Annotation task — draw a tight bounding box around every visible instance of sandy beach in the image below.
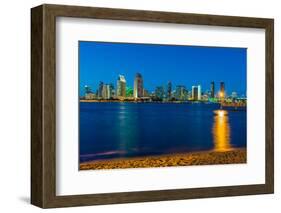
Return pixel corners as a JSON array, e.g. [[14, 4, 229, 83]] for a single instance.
[[80, 148, 246, 170]]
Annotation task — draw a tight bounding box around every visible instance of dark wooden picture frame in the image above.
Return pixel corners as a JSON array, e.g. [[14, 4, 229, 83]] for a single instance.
[[31, 4, 274, 208]]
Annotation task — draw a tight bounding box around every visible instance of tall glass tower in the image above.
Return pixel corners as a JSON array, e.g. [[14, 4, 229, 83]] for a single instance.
[[210, 81, 215, 98], [117, 75, 126, 97], [192, 85, 201, 101], [220, 82, 225, 98], [167, 81, 172, 100], [133, 73, 144, 98]]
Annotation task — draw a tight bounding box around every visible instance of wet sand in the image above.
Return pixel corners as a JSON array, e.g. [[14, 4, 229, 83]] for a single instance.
[[80, 148, 246, 170]]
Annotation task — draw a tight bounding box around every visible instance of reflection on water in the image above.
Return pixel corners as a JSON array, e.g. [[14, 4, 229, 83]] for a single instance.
[[212, 110, 231, 151], [117, 104, 138, 157]]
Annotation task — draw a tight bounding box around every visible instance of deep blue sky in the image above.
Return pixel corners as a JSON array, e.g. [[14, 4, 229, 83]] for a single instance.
[[79, 41, 246, 96]]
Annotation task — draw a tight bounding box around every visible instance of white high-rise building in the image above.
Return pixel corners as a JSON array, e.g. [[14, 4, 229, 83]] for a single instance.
[[117, 75, 126, 97], [133, 73, 143, 98], [101, 84, 111, 99]]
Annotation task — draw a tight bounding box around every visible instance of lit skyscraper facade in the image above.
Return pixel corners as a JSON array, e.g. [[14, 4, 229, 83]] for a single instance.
[[192, 85, 201, 100], [210, 81, 215, 98], [98, 81, 104, 98], [167, 81, 172, 100], [109, 83, 115, 98], [97, 83, 114, 99], [133, 73, 144, 98], [220, 82, 225, 98], [143, 89, 149, 97], [101, 84, 110, 99], [175, 85, 188, 101], [126, 87, 133, 97], [117, 75, 126, 97], [155, 86, 165, 100]]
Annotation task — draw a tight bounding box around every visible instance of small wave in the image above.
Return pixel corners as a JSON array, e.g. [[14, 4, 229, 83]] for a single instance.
[[80, 150, 126, 158]]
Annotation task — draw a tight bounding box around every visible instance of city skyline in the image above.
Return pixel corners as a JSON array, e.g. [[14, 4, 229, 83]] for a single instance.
[[83, 71, 245, 103], [81, 72, 245, 101], [79, 41, 247, 97]]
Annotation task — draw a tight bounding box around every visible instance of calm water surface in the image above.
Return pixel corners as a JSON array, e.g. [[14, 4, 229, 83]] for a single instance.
[[79, 103, 246, 163]]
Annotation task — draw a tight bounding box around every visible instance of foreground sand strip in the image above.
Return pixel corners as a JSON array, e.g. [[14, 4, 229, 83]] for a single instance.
[[80, 149, 246, 170]]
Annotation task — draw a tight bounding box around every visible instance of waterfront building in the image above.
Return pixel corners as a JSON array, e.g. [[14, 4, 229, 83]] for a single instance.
[[101, 84, 110, 99], [143, 89, 149, 97], [126, 86, 133, 97], [155, 86, 165, 100], [85, 93, 96, 100], [231, 91, 238, 99], [96, 83, 114, 99], [192, 85, 201, 101], [206, 90, 211, 99], [133, 73, 144, 98], [175, 85, 188, 101], [210, 81, 215, 98], [98, 81, 104, 98], [117, 75, 126, 97], [109, 83, 115, 98], [84, 85, 96, 100], [84, 85, 92, 94], [167, 81, 172, 100], [200, 90, 210, 101], [220, 82, 225, 99]]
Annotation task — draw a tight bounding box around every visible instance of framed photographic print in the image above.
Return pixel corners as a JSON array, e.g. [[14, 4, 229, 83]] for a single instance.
[[31, 4, 274, 208]]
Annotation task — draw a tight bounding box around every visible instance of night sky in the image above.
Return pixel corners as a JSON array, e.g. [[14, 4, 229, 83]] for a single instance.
[[79, 41, 247, 97]]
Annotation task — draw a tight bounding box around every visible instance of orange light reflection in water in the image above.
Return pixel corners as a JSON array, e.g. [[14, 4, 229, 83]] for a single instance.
[[212, 110, 231, 151]]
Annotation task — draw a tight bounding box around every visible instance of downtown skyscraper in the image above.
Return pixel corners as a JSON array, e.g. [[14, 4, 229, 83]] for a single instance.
[[133, 73, 144, 98], [220, 81, 225, 99], [167, 81, 172, 100], [210, 81, 215, 98], [192, 85, 201, 101], [117, 75, 126, 97]]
